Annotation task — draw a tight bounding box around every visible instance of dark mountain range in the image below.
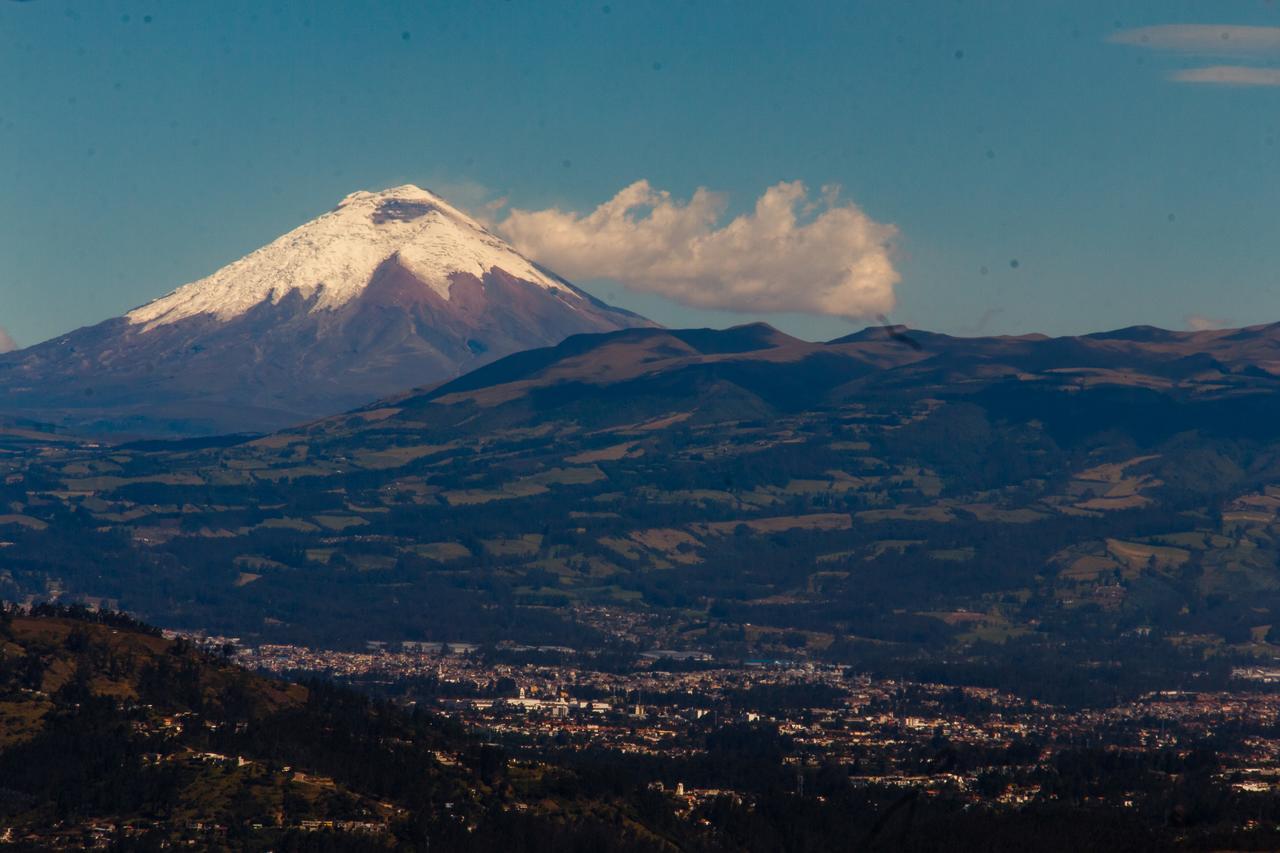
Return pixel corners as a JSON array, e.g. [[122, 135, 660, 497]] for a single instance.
[[3, 318, 1280, 672], [0, 185, 650, 437], [360, 317, 1280, 442]]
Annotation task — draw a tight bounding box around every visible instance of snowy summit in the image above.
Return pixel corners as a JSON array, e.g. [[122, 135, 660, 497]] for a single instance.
[[0, 183, 648, 435], [126, 184, 572, 331]]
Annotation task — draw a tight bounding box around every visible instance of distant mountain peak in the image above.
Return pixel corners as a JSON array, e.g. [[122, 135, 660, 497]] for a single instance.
[[126, 183, 571, 332], [1, 183, 650, 435]]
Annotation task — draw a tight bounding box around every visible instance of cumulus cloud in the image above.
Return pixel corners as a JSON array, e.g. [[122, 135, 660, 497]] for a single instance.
[[1170, 65, 1280, 86], [1110, 25, 1280, 57], [496, 181, 900, 319], [0, 326, 16, 354]]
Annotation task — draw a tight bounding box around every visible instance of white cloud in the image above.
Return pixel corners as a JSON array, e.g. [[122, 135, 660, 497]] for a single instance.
[[0, 326, 16, 354], [1169, 65, 1280, 86], [1110, 25, 1280, 86], [496, 181, 900, 320], [1111, 25, 1280, 57]]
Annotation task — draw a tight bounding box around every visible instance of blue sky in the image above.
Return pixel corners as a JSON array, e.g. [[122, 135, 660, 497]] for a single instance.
[[3, 0, 1280, 346]]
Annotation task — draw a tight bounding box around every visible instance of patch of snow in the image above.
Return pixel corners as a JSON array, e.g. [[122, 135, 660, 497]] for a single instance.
[[127, 185, 574, 331]]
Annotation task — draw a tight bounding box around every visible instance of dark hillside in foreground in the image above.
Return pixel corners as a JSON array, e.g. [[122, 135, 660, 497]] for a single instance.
[[0, 605, 694, 850]]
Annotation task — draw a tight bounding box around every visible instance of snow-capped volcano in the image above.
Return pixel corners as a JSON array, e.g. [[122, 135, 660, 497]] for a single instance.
[[128, 185, 572, 330], [0, 185, 652, 436]]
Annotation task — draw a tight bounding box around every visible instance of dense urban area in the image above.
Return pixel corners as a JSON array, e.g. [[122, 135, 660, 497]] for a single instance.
[[147, 618, 1280, 848]]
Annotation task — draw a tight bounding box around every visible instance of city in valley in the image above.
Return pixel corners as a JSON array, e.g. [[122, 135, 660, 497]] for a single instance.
[[179, 622, 1280, 825]]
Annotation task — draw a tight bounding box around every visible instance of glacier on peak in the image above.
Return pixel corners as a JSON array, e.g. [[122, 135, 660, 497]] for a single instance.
[[126, 184, 572, 331]]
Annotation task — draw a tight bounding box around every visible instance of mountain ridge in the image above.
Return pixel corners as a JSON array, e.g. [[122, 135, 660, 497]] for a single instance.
[[379, 316, 1280, 418]]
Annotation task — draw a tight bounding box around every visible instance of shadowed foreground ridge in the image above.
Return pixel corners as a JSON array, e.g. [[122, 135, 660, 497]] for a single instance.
[[0, 605, 693, 850]]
